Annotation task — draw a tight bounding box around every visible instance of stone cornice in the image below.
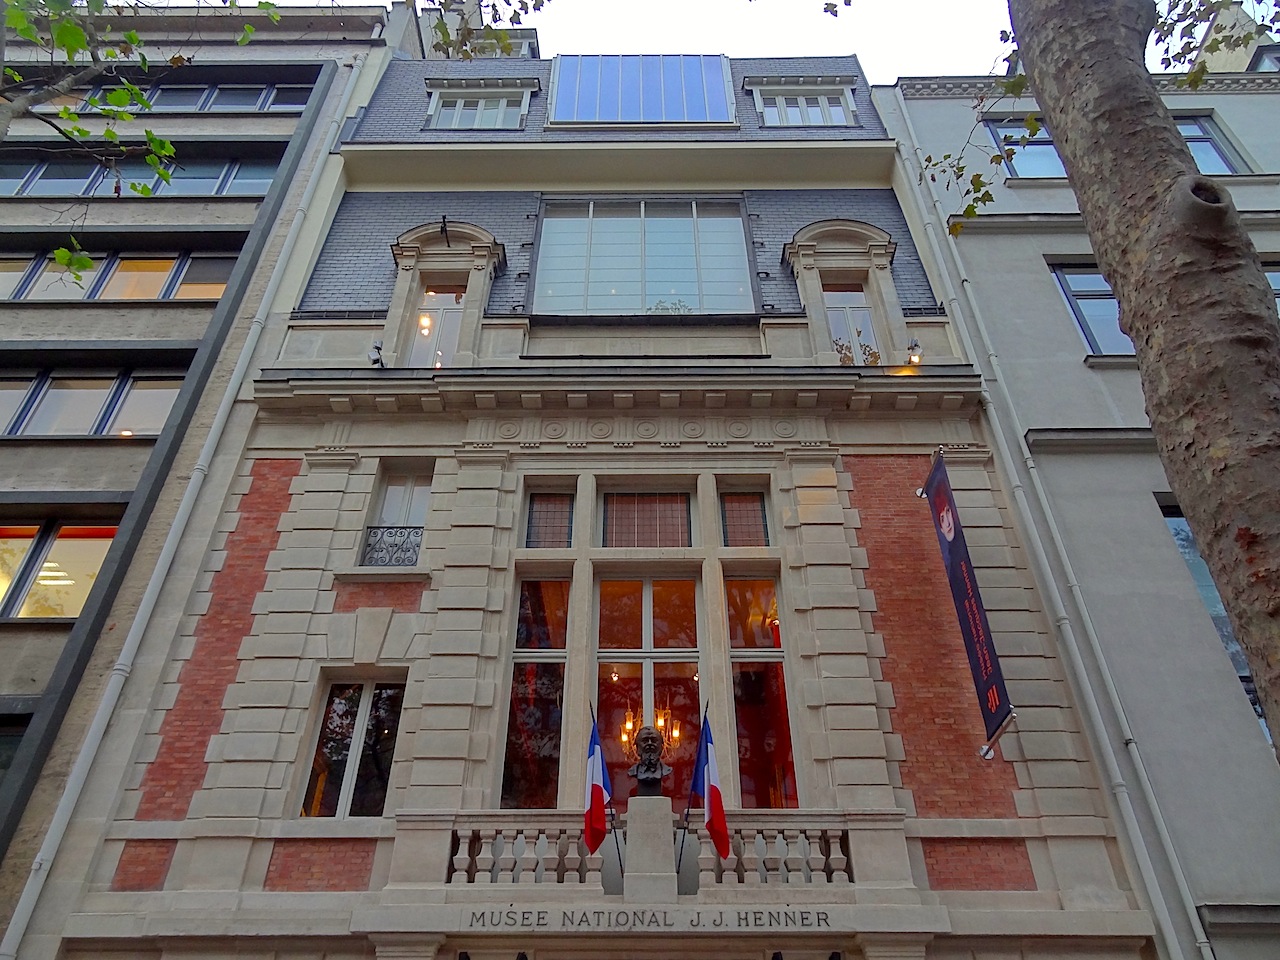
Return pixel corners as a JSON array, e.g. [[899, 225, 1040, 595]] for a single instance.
[[253, 365, 983, 419], [424, 76, 540, 91], [896, 72, 1280, 99], [946, 209, 1280, 233], [742, 74, 859, 88]]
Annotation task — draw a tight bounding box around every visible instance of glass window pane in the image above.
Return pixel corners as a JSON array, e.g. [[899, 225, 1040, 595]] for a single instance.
[[619, 56, 642, 121], [603, 492, 691, 547], [23, 258, 102, 300], [681, 55, 708, 122], [16, 524, 116, 618], [827, 96, 847, 125], [702, 56, 730, 121], [1164, 515, 1241, 673], [0, 717, 30, 779], [1010, 142, 1067, 177], [526, 492, 574, 548], [1188, 138, 1234, 175], [534, 205, 590, 313], [0, 260, 32, 300], [0, 162, 31, 196], [597, 661, 643, 811], [222, 159, 276, 195], [516, 581, 570, 649], [0, 526, 39, 605], [599, 580, 643, 650], [149, 86, 207, 110], [99, 258, 174, 299], [268, 86, 311, 110], [301, 683, 363, 817], [597, 54, 620, 121], [721, 492, 768, 546], [158, 160, 228, 196], [640, 56, 663, 121], [91, 160, 158, 197], [501, 663, 564, 808], [24, 161, 98, 196], [347, 683, 404, 816], [652, 580, 697, 649], [1176, 120, 1208, 136], [410, 287, 465, 368], [552, 55, 580, 122], [108, 378, 182, 436], [1077, 296, 1132, 354], [762, 98, 780, 126], [208, 86, 266, 110], [654, 661, 699, 802], [0, 379, 31, 431], [661, 56, 683, 121], [173, 257, 235, 299], [578, 56, 600, 120], [726, 580, 781, 649], [1061, 271, 1112, 293], [587, 202, 642, 314], [21, 377, 114, 435], [733, 661, 797, 808], [376, 475, 429, 526]]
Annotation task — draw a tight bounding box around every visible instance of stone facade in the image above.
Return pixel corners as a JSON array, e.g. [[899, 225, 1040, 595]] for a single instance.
[[15, 9, 1275, 960]]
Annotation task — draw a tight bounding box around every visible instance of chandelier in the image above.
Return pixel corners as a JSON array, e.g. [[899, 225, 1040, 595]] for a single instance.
[[619, 706, 682, 764]]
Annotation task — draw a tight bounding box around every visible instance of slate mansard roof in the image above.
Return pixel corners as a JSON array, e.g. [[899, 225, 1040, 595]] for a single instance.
[[348, 54, 889, 144]]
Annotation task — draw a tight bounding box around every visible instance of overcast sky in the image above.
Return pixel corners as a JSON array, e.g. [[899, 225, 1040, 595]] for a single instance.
[[518, 0, 1014, 84]]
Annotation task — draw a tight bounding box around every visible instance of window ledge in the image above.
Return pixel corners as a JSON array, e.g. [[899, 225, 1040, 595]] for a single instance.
[[0, 617, 75, 627], [544, 121, 741, 132], [1084, 354, 1138, 369], [0, 434, 157, 443], [1004, 177, 1070, 188], [332, 567, 432, 583]]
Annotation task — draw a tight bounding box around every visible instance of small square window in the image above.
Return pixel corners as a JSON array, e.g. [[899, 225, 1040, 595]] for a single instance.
[[207, 85, 267, 111], [431, 94, 525, 130], [720, 492, 769, 546], [23, 257, 103, 300], [301, 681, 405, 817], [602, 492, 691, 547], [148, 86, 208, 111], [0, 523, 117, 618], [222, 160, 277, 196], [20, 376, 115, 435], [107, 377, 183, 437], [98, 258, 176, 299], [23, 161, 99, 196], [526, 492, 574, 547], [268, 86, 311, 111], [1054, 267, 1130, 355], [173, 257, 235, 299]]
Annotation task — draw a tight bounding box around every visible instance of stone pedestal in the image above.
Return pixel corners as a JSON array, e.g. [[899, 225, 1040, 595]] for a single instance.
[[623, 795, 677, 903]]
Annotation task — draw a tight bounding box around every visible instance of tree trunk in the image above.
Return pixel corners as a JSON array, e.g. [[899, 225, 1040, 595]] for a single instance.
[[1009, 0, 1280, 740]]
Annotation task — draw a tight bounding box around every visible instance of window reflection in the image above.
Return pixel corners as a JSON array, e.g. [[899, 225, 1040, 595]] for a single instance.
[[500, 662, 564, 808], [733, 662, 797, 808], [725, 580, 781, 649], [302, 682, 405, 818], [16, 525, 116, 618], [598, 580, 643, 650], [516, 581, 570, 649], [109, 379, 183, 436], [21, 377, 115, 435], [99, 258, 174, 299]]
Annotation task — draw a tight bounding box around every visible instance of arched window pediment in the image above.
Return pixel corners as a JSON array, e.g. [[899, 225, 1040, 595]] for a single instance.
[[782, 219, 896, 275], [391, 220, 505, 275]]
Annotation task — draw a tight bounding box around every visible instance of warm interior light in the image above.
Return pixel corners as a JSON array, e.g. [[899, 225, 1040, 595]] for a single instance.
[[119, 429, 134, 437], [906, 338, 923, 365]]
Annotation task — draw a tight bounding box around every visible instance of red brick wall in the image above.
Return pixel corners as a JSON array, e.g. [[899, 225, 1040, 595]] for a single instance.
[[135, 459, 300, 821], [844, 454, 1021, 818], [333, 580, 423, 613], [111, 839, 177, 891], [263, 838, 377, 891], [921, 838, 1037, 890]]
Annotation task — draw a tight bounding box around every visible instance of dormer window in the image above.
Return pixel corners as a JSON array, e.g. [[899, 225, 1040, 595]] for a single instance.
[[745, 76, 858, 128], [423, 78, 536, 131]]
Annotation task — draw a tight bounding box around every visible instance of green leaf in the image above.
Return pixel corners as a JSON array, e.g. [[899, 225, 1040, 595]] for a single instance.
[[236, 23, 256, 45], [106, 87, 132, 108], [999, 75, 1028, 98], [102, 127, 119, 141], [52, 20, 89, 58]]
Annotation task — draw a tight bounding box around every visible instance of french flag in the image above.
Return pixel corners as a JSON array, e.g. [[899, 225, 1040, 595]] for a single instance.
[[584, 718, 612, 854], [691, 715, 731, 859]]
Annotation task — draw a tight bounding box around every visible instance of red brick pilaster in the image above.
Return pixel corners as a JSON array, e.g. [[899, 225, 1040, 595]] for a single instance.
[[264, 838, 377, 891], [135, 458, 300, 821], [110, 839, 178, 891]]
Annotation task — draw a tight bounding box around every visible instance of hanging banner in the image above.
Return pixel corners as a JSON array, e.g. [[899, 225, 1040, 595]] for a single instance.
[[922, 455, 1014, 747]]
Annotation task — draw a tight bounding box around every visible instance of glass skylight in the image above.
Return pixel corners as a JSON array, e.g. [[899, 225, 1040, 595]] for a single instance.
[[551, 55, 733, 123]]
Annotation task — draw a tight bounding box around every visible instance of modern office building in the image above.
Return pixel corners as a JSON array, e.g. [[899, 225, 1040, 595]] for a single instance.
[[0, 0, 422, 936], [4, 5, 1278, 960]]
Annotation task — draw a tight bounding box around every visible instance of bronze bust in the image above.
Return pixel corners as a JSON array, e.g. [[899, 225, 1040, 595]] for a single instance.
[[627, 725, 672, 797]]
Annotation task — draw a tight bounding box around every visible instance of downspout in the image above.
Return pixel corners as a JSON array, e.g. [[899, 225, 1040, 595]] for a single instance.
[[887, 85, 1215, 960], [0, 51, 369, 960]]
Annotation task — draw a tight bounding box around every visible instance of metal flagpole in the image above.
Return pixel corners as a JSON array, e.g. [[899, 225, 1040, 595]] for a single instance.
[[675, 703, 708, 874], [589, 702, 625, 875]]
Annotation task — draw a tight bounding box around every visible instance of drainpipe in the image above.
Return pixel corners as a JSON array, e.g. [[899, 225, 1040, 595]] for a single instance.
[[886, 85, 1215, 960], [0, 51, 370, 960]]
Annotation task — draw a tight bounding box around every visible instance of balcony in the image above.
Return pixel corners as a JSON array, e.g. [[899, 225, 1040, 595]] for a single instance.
[[360, 526, 423, 567]]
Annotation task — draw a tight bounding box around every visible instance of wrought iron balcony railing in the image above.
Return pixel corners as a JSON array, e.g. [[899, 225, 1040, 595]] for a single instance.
[[360, 525, 423, 567]]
